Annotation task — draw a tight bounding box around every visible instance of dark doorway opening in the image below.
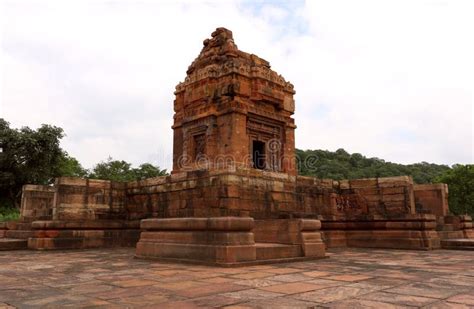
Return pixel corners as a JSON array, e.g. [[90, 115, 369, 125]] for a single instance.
[[252, 140, 266, 170]]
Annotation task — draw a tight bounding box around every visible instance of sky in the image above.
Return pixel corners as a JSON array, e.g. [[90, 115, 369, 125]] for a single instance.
[[1, 0, 473, 171]]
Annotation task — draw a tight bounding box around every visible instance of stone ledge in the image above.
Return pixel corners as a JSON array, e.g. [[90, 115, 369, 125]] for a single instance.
[[22, 184, 56, 192], [321, 214, 437, 222], [139, 231, 255, 245], [140, 217, 254, 231], [322, 221, 437, 230], [0, 238, 28, 251], [31, 220, 140, 230], [414, 183, 448, 191], [29, 234, 139, 250]]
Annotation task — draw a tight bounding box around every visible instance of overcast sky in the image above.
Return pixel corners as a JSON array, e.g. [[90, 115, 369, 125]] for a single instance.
[[1, 0, 473, 170]]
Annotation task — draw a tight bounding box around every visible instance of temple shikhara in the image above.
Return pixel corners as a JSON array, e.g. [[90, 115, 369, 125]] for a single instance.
[[172, 27, 296, 175], [1, 28, 473, 265]]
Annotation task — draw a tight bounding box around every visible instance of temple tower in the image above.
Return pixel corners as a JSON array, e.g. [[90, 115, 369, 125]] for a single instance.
[[172, 27, 296, 175]]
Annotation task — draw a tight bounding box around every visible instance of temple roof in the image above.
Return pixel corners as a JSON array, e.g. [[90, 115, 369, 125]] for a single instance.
[[180, 27, 294, 94]]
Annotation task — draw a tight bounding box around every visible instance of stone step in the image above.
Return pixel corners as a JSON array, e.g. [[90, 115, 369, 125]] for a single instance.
[[437, 224, 457, 231], [0, 221, 32, 230], [0, 238, 28, 250], [13, 222, 33, 230], [437, 231, 464, 240], [4, 230, 34, 239], [441, 239, 474, 250], [256, 243, 302, 260]]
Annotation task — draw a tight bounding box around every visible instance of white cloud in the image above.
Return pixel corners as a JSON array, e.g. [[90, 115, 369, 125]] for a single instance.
[[1, 0, 472, 170], [289, 0, 474, 164]]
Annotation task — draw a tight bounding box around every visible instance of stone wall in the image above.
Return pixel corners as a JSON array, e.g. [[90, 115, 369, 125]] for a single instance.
[[321, 214, 441, 250], [21, 173, 419, 223], [295, 176, 338, 216], [53, 177, 127, 220], [335, 176, 415, 217], [126, 170, 416, 220], [297, 176, 416, 219], [414, 184, 449, 216], [20, 185, 56, 222], [126, 168, 305, 219]]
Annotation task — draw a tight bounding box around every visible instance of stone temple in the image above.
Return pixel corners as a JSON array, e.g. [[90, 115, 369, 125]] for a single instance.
[[1, 28, 473, 265], [172, 27, 296, 176]]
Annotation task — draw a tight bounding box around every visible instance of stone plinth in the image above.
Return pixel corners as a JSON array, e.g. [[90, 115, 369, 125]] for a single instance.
[[135, 217, 326, 266], [28, 220, 140, 250], [136, 217, 257, 266], [1, 221, 34, 239], [0, 238, 28, 250], [321, 214, 441, 250], [460, 216, 474, 239], [253, 219, 325, 258], [445, 215, 474, 239]]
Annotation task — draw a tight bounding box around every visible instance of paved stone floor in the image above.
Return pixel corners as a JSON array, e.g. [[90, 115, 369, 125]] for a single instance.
[[0, 248, 473, 308]]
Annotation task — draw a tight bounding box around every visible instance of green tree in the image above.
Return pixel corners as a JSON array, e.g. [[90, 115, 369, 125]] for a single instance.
[[89, 157, 134, 182], [89, 157, 167, 182], [435, 164, 474, 217], [296, 148, 451, 183], [132, 163, 168, 180], [0, 119, 64, 208], [57, 152, 88, 178]]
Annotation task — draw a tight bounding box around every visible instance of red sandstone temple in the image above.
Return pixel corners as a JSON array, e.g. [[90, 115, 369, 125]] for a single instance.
[[1, 28, 473, 264]]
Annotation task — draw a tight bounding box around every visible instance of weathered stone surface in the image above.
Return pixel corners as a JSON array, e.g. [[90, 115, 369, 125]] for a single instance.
[[172, 27, 296, 176], [20, 184, 55, 222], [54, 178, 127, 221], [414, 184, 449, 216], [321, 214, 441, 250]]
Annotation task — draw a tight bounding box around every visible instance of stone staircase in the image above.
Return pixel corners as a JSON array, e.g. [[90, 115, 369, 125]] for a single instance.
[[0, 222, 30, 250]]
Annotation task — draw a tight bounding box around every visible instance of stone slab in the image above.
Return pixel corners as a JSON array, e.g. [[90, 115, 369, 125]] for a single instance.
[[0, 238, 28, 250]]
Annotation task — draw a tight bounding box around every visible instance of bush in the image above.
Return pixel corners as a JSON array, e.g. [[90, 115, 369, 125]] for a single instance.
[[0, 207, 20, 222], [435, 164, 474, 217]]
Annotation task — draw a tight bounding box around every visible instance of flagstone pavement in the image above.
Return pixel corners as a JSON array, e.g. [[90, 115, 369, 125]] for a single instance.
[[0, 248, 473, 308]]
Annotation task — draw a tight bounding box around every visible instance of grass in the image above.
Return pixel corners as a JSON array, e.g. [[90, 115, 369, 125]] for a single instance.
[[0, 207, 20, 222]]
